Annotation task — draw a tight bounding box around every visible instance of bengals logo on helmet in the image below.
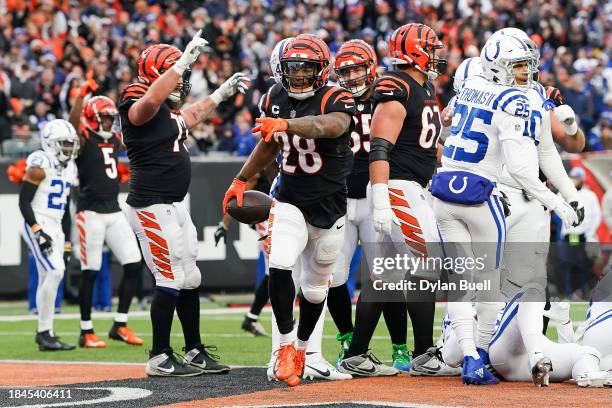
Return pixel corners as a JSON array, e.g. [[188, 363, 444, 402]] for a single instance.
[[280, 34, 331, 98], [334, 39, 378, 96], [389, 23, 446, 80], [81, 95, 118, 140]]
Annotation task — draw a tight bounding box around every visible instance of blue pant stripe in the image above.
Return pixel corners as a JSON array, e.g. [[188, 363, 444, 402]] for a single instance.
[[490, 304, 519, 346], [584, 311, 612, 334], [23, 221, 54, 272], [487, 198, 502, 269]]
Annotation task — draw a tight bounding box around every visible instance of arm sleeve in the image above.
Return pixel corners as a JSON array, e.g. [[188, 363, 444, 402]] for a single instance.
[[499, 114, 562, 210], [62, 194, 72, 240], [537, 113, 578, 202], [19, 181, 39, 227]]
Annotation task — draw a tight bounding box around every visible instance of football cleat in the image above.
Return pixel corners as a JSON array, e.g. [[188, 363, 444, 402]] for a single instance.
[[79, 332, 107, 348], [462, 355, 500, 385], [285, 349, 306, 387], [108, 325, 143, 346], [146, 349, 203, 377], [36, 331, 75, 351], [272, 343, 297, 382], [336, 332, 352, 365], [531, 356, 553, 387], [392, 344, 411, 372], [477, 347, 499, 377], [304, 352, 352, 381], [338, 351, 400, 377], [241, 317, 268, 337], [410, 347, 462, 376], [575, 370, 612, 388], [183, 344, 230, 374]]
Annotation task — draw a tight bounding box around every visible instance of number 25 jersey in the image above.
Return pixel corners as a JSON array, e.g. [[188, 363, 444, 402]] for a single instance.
[[118, 83, 190, 208], [261, 84, 356, 228]]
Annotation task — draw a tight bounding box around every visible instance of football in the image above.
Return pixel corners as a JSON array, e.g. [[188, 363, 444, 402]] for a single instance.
[[226, 190, 272, 224]]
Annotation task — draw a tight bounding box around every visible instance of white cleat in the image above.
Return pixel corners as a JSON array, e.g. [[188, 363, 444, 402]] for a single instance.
[[575, 370, 612, 388], [304, 355, 353, 381]]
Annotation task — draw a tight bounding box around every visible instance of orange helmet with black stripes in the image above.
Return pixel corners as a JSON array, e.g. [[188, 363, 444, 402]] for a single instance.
[[81, 96, 118, 141], [280, 34, 331, 100], [389, 23, 446, 80], [334, 39, 378, 97], [138, 44, 191, 103]]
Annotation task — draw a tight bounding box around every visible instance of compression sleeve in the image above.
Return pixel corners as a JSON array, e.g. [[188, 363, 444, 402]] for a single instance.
[[19, 181, 39, 227]]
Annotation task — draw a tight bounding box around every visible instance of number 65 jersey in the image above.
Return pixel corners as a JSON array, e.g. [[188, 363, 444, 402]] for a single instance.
[[260, 84, 356, 229], [26, 150, 77, 223]]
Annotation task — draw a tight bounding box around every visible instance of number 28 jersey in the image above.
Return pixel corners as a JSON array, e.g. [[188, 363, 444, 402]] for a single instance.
[[372, 71, 442, 187], [118, 83, 190, 208], [261, 84, 356, 228]]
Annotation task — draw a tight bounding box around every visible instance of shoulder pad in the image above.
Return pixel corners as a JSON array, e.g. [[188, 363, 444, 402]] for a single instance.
[[319, 86, 355, 114], [120, 82, 149, 103], [491, 88, 531, 118], [26, 151, 53, 169], [372, 73, 410, 103]]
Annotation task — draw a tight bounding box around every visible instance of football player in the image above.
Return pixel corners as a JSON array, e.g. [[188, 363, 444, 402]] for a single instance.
[[67, 75, 144, 349], [223, 34, 356, 387], [19, 119, 79, 351], [120, 30, 249, 377]]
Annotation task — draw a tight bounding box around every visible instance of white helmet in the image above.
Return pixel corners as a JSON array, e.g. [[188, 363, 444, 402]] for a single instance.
[[453, 57, 483, 93], [485, 27, 539, 70], [41, 119, 80, 163], [270, 38, 293, 84], [481, 36, 536, 89]]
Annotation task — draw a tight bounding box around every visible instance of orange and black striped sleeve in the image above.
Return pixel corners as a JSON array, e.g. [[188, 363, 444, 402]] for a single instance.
[[319, 86, 356, 116], [372, 74, 410, 103]]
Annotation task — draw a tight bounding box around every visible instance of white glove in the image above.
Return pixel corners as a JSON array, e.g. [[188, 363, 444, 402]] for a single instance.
[[552, 198, 579, 228], [210, 72, 251, 105], [371, 183, 399, 234], [555, 104, 578, 135], [173, 30, 209, 75]]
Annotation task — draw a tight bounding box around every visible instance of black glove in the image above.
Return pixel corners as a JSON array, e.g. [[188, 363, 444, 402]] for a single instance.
[[499, 191, 511, 217], [214, 222, 228, 246], [545, 86, 564, 107], [63, 242, 72, 266], [569, 201, 585, 227], [34, 229, 54, 256]]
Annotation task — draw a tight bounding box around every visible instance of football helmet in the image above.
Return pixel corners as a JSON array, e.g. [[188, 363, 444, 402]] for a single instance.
[[334, 39, 378, 97], [280, 34, 331, 100], [41, 119, 80, 163], [389, 23, 446, 81], [270, 38, 293, 84], [453, 57, 483, 93], [138, 44, 191, 104], [81, 96, 118, 141], [486, 27, 539, 70], [481, 36, 536, 89]]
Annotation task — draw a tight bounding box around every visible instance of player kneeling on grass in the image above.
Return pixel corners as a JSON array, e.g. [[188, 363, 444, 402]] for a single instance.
[[68, 75, 144, 349], [223, 34, 355, 387], [19, 119, 79, 351], [120, 30, 249, 377]]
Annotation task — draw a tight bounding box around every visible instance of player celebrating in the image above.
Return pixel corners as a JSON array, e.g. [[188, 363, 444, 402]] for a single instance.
[[120, 30, 249, 377], [20, 119, 79, 351], [67, 76, 144, 349], [223, 34, 355, 387]]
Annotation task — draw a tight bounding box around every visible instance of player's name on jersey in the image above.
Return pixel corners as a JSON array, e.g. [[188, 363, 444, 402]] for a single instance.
[[372, 279, 491, 292], [456, 86, 497, 107]]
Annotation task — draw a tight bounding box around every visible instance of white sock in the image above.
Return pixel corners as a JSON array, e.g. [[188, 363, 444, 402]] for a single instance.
[[475, 302, 504, 351], [555, 320, 575, 344], [305, 304, 326, 355], [448, 302, 479, 359], [246, 312, 259, 321], [296, 339, 308, 350], [80, 320, 94, 331], [36, 271, 62, 333], [279, 331, 295, 346], [114, 313, 128, 324], [517, 301, 545, 363]]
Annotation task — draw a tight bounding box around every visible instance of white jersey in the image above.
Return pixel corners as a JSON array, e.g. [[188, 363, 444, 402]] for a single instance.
[[441, 75, 531, 183], [26, 150, 77, 223]]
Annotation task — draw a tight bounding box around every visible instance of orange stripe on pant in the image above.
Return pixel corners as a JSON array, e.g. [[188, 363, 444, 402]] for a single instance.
[[76, 212, 88, 265], [390, 190, 428, 258], [139, 212, 174, 279]]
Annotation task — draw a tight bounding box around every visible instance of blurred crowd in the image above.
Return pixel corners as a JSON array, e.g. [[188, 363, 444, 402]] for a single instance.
[[0, 0, 610, 156]]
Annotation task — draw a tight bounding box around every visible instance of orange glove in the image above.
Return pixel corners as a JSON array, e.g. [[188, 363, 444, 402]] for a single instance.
[[252, 117, 288, 142], [79, 70, 99, 98], [222, 177, 247, 214], [117, 162, 130, 183], [7, 159, 26, 184]]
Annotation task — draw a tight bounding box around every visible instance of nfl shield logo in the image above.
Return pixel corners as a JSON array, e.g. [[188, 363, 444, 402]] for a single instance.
[[357, 104, 364, 112], [290, 110, 296, 118]]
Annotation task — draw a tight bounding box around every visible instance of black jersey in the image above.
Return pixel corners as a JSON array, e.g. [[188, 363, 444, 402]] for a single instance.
[[372, 71, 442, 187], [75, 130, 122, 213], [347, 96, 373, 199], [118, 83, 190, 208], [261, 84, 356, 229]]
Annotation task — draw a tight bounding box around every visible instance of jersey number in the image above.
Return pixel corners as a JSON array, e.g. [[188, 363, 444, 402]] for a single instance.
[[442, 102, 493, 163], [418, 105, 442, 149], [101, 146, 117, 179], [170, 113, 188, 152], [276, 133, 322, 174], [350, 113, 371, 154], [48, 179, 72, 210], [523, 111, 543, 144]]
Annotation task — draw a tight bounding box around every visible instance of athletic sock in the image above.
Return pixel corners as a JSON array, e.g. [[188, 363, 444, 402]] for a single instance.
[[326, 283, 354, 335], [346, 287, 383, 358], [176, 288, 202, 351], [150, 287, 178, 356], [113, 313, 128, 327], [249, 275, 269, 317], [382, 299, 407, 346], [79, 269, 97, 322], [407, 278, 436, 356], [475, 302, 504, 352], [297, 293, 326, 342], [268, 268, 295, 335], [448, 302, 479, 359], [117, 262, 141, 315]]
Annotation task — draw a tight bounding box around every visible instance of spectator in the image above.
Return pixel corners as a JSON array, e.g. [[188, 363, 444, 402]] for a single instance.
[[233, 110, 257, 157], [28, 101, 55, 131], [217, 125, 236, 154]]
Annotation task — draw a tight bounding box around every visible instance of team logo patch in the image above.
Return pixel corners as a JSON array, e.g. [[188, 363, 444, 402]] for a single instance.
[[515, 123, 522, 132]]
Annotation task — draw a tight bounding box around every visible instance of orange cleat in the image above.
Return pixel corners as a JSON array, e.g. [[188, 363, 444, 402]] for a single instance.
[[79, 332, 107, 348], [109, 325, 144, 346], [273, 343, 297, 382], [284, 348, 306, 387]]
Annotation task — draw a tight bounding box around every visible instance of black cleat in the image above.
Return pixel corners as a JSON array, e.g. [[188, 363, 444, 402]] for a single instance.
[[183, 344, 231, 374], [241, 316, 267, 336], [35, 331, 75, 351], [146, 349, 203, 377]]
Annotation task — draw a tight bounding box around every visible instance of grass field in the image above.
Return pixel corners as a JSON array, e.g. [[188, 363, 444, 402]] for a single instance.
[[0, 299, 590, 367]]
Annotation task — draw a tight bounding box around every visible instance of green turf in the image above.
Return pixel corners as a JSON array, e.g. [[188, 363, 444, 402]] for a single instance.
[[0, 302, 589, 366]]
